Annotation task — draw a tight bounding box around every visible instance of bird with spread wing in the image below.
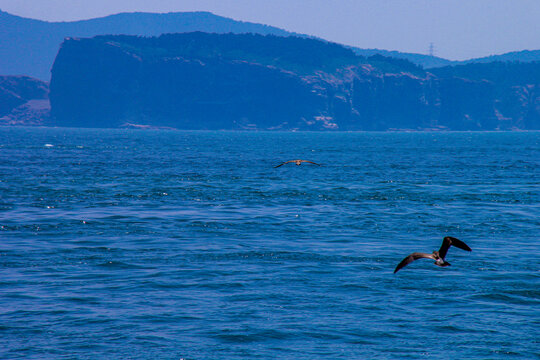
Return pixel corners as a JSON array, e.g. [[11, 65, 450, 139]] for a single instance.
[[274, 159, 321, 168], [394, 236, 472, 273]]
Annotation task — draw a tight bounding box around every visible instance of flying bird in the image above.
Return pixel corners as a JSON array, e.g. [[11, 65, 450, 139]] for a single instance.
[[394, 236, 472, 273], [274, 159, 321, 168]]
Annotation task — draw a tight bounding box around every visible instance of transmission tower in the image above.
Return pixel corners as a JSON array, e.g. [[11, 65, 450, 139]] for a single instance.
[[429, 43, 435, 57]]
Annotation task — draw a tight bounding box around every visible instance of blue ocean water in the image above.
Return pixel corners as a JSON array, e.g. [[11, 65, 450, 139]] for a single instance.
[[0, 128, 538, 359]]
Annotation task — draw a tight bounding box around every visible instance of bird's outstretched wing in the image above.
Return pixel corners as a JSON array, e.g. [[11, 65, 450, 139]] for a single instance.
[[394, 252, 436, 273], [439, 236, 472, 259], [274, 160, 321, 168], [274, 160, 295, 168], [300, 160, 321, 166]]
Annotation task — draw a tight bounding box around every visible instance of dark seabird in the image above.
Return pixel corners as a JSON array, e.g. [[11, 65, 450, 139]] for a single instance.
[[394, 236, 472, 273], [274, 160, 321, 168]]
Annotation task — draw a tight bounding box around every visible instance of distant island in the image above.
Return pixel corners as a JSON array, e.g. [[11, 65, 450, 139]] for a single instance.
[[0, 10, 538, 131], [41, 33, 538, 131], [1, 9, 540, 80]]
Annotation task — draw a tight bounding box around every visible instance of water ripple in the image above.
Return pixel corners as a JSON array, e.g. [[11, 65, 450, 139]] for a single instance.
[[0, 129, 538, 359]]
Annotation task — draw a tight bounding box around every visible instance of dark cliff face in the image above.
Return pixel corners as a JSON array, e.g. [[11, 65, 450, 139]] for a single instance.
[[494, 84, 540, 130], [50, 36, 327, 129], [49, 33, 539, 130], [50, 38, 145, 128], [431, 61, 540, 130], [349, 72, 438, 130], [437, 78, 497, 130]]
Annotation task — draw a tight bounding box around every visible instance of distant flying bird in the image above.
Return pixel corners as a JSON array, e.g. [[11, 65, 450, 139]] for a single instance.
[[394, 236, 472, 273], [274, 160, 321, 168]]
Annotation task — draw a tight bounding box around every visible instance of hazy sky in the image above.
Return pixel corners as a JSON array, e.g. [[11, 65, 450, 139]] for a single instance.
[[1, 0, 539, 60]]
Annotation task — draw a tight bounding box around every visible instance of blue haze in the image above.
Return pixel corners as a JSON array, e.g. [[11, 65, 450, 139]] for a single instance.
[[2, 0, 540, 60], [0, 128, 539, 359]]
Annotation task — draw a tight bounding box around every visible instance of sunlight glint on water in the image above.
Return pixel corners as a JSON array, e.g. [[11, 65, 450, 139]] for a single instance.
[[0, 128, 538, 359]]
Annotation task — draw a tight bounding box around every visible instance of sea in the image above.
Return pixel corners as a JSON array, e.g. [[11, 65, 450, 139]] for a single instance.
[[0, 127, 538, 359]]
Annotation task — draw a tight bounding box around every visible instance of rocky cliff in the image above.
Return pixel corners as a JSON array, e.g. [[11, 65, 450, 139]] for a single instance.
[[431, 61, 540, 129], [49, 33, 539, 130], [0, 76, 50, 126]]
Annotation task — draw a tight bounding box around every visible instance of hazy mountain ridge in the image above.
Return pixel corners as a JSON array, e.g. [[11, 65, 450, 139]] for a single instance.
[[351, 48, 453, 69], [48, 33, 539, 130], [1, 10, 538, 130], [459, 50, 540, 65], [1, 9, 539, 80], [351, 48, 540, 69], [430, 61, 540, 86], [0, 10, 291, 80]]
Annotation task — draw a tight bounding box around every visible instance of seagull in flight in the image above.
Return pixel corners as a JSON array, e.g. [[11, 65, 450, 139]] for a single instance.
[[394, 236, 472, 273], [274, 159, 321, 168]]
